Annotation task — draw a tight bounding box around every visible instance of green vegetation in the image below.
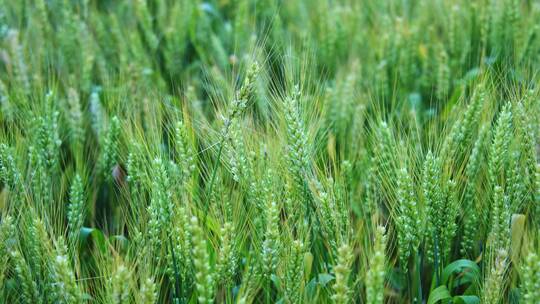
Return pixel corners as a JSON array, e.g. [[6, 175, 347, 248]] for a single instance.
[[0, 0, 539, 303]]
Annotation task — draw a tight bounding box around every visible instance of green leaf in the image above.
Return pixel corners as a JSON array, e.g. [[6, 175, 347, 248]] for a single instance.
[[511, 214, 526, 264], [427, 285, 451, 304], [304, 252, 314, 278], [110, 234, 129, 252], [453, 295, 479, 304], [270, 274, 281, 290], [450, 271, 477, 289], [305, 273, 335, 299], [316, 273, 335, 286], [387, 267, 406, 291], [441, 259, 480, 287], [80, 227, 107, 253]]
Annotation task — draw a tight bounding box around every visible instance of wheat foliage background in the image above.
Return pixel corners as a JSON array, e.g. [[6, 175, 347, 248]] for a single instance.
[[0, 0, 539, 303]]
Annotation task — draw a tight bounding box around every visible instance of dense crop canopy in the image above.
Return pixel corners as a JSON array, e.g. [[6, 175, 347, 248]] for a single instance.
[[0, 0, 539, 303]]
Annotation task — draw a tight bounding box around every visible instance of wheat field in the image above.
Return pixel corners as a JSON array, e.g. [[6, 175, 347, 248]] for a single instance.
[[0, 0, 539, 303]]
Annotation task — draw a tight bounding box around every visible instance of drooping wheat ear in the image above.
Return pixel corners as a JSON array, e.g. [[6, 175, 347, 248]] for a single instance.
[[459, 85, 486, 148], [138, 277, 157, 304], [112, 263, 131, 304], [506, 151, 526, 212], [237, 61, 260, 106], [50, 237, 83, 303], [423, 151, 444, 262], [325, 64, 358, 140], [147, 158, 173, 255], [283, 240, 306, 304], [443, 180, 459, 259], [89, 88, 104, 137], [283, 85, 310, 211], [448, 5, 460, 59], [479, 0, 491, 49], [521, 251, 540, 303], [396, 167, 421, 271], [175, 119, 196, 186], [24, 217, 46, 282], [28, 144, 53, 204], [0, 215, 14, 287], [424, 154, 459, 263], [513, 100, 537, 204], [504, 0, 520, 53], [331, 243, 354, 304], [259, 164, 277, 219], [488, 103, 513, 188], [366, 226, 387, 304], [461, 125, 489, 256], [364, 160, 378, 217], [35, 91, 62, 173], [7, 30, 30, 93], [436, 45, 450, 101], [126, 152, 141, 195], [315, 177, 349, 257], [126, 142, 147, 207], [168, 159, 181, 191], [68, 174, 85, 247], [134, 0, 158, 51], [168, 204, 192, 287], [222, 61, 260, 132], [226, 118, 249, 183], [535, 164, 540, 223], [10, 248, 40, 303], [190, 216, 214, 304], [99, 116, 120, 180], [487, 186, 510, 250], [482, 249, 508, 304], [0, 143, 23, 194], [261, 199, 281, 281], [58, 4, 79, 70], [79, 21, 95, 93], [205, 61, 259, 214], [216, 221, 238, 285], [316, 180, 339, 256], [373, 122, 395, 184], [66, 88, 84, 153], [441, 83, 485, 161], [35, 0, 49, 33], [332, 177, 350, 247], [247, 147, 265, 216], [0, 80, 13, 121], [342, 159, 355, 199]]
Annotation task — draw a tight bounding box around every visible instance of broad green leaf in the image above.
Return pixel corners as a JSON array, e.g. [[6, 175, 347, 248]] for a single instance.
[[453, 295, 479, 304], [441, 259, 480, 287], [316, 273, 335, 286], [304, 252, 314, 278], [270, 274, 281, 290], [427, 285, 452, 304], [511, 214, 526, 264], [305, 273, 335, 299], [80, 227, 107, 253]]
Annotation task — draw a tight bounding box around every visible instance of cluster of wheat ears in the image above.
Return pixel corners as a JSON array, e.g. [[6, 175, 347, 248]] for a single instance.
[[0, 0, 539, 303]]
